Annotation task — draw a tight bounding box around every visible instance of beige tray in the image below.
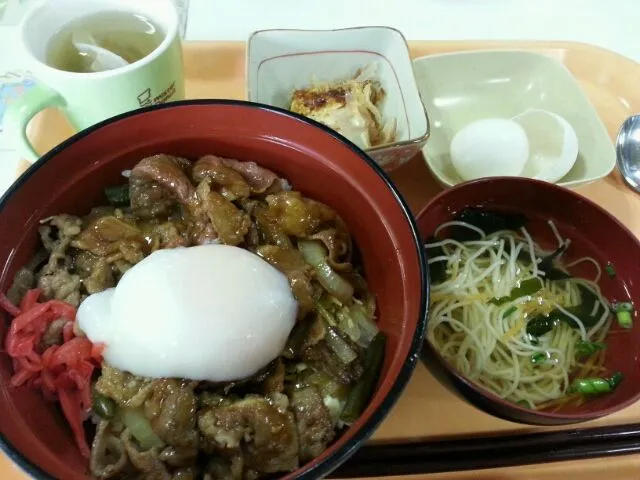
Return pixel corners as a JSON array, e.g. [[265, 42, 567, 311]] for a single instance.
[[4, 40, 640, 480]]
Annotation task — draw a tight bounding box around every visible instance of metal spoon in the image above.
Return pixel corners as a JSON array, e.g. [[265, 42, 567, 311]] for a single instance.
[[616, 114, 640, 192]]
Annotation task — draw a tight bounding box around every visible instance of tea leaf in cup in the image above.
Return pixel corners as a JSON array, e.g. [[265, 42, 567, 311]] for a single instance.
[[71, 29, 129, 72], [46, 11, 164, 73]]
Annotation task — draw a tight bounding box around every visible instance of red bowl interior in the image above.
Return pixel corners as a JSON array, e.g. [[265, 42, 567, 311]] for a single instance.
[[0, 101, 427, 479], [417, 176, 640, 423]]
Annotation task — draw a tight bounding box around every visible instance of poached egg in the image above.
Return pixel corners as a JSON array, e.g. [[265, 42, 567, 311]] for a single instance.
[[77, 244, 298, 382], [449, 110, 579, 183], [450, 118, 529, 181]]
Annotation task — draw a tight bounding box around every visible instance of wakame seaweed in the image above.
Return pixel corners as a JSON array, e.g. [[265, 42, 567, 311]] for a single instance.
[[490, 277, 543, 306], [537, 242, 572, 280], [526, 284, 605, 337], [450, 208, 528, 242]]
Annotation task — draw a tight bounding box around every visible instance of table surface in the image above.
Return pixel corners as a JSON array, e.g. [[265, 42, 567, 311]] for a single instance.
[[1, 1, 640, 479]]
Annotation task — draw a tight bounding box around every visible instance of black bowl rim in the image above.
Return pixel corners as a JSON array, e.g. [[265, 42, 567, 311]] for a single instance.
[[0, 99, 429, 479], [418, 175, 640, 423]]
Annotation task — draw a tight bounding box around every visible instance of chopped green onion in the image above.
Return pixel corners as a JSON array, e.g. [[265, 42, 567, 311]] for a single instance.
[[299, 240, 354, 303], [615, 302, 634, 312], [605, 263, 616, 278], [530, 352, 547, 365], [575, 340, 607, 358], [120, 408, 164, 450], [618, 313, 633, 327], [502, 306, 517, 319], [516, 399, 533, 408], [568, 378, 611, 395], [346, 303, 379, 348], [614, 302, 634, 329], [568, 372, 623, 396], [325, 325, 359, 365], [340, 332, 386, 424], [609, 371, 624, 389]]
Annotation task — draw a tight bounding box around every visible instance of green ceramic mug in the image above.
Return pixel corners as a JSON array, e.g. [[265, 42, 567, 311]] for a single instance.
[[3, 0, 185, 162]]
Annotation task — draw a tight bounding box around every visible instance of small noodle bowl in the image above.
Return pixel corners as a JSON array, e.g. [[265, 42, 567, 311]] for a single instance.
[[418, 176, 640, 425], [0, 100, 428, 479]]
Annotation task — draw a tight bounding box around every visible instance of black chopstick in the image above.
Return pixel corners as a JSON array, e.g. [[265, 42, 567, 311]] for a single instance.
[[331, 423, 640, 477]]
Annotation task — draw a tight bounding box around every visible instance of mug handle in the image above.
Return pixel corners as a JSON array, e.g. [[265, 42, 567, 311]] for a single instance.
[[3, 83, 67, 163]]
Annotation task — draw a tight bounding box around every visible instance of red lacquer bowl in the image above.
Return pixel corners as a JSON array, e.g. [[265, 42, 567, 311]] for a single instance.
[[417, 176, 640, 425], [0, 100, 428, 479]]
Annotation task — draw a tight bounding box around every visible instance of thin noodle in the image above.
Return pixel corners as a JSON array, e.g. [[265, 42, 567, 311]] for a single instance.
[[427, 221, 614, 408], [548, 220, 564, 248], [565, 257, 603, 284], [520, 227, 540, 277], [553, 303, 588, 341], [434, 221, 485, 239]]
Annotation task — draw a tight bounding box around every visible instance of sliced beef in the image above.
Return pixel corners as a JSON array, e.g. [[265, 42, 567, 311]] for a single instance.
[[129, 155, 197, 218], [203, 455, 243, 480], [83, 258, 115, 294], [262, 359, 285, 395], [192, 157, 251, 201], [158, 446, 198, 468], [72, 216, 143, 256], [121, 429, 171, 479], [39, 214, 82, 255], [252, 204, 293, 249], [6, 267, 35, 305], [144, 380, 199, 452], [90, 421, 128, 479], [95, 364, 154, 408], [36, 215, 83, 305], [198, 395, 299, 474], [194, 155, 281, 194], [290, 387, 335, 462], [171, 467, 199, 480], [255, 245, 314, 317], [264, 192, 336, 237], [310, 221, 353, 271], [148, 222, 189, 250], [37, 269, 82, 307], [195, 181, 250, 246]]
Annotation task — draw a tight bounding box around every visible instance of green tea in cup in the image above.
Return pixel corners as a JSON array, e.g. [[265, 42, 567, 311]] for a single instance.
[[3, 0, 185, 163], [45, 11, 165, 73]]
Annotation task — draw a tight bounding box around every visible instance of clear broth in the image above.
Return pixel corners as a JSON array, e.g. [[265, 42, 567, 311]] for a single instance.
[[45, 11, 164, 73]]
